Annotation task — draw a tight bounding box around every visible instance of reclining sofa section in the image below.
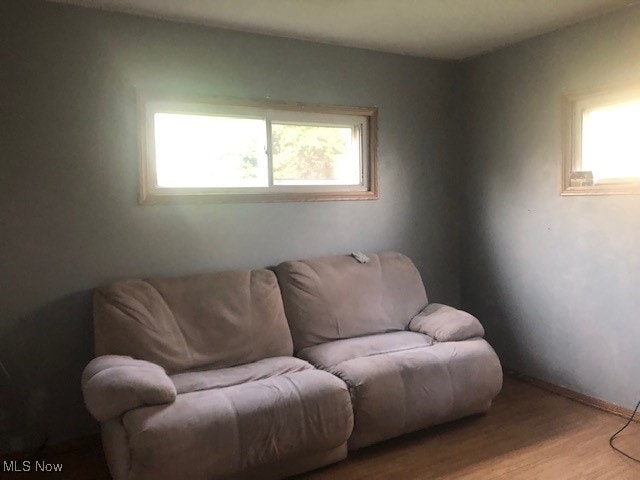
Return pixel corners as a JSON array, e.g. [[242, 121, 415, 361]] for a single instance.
[[81, 252, 502, 480], [276, 252, 503, 450], [82, 269, 354, 480]]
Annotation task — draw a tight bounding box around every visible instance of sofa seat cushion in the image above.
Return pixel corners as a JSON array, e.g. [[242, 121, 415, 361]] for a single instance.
[[307, 338, 503, 450], [297, 331, 434, 367], [122, 370, 354, 480], [170, 356, 313, 395]]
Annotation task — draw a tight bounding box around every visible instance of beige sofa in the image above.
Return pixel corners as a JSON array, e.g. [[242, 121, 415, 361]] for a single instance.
[[276, 252, 503, 450], [81, 269, 354, 480], [82, 252, 502, 479]]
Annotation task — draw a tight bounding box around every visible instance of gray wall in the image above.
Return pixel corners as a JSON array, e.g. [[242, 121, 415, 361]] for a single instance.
[[461, 6, 640, 409], [0, 0, 462, 451]]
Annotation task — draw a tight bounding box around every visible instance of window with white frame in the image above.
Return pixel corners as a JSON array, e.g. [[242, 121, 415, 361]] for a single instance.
[[562, 84, 640, 195], [138, 92, 378, 203]]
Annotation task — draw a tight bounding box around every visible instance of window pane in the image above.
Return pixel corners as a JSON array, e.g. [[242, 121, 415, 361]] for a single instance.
[[154, 113, 268, 188], [582, 100, 640, 182], [272, 123, 361, 185]]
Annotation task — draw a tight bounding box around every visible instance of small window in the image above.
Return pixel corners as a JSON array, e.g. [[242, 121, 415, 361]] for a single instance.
[[138, 92, 378, 203], [562, 84, 640, 195]]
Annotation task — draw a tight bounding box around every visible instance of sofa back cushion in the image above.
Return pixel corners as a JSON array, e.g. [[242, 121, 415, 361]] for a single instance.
[[94, 269, 293, 373], [275, 252, 428, 351]]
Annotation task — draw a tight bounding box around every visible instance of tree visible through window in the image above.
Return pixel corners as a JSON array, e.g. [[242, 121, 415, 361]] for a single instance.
[[272, 124, 357, 184]]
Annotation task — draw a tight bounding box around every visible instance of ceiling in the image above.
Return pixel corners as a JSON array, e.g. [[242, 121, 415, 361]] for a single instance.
[[48, 0, 638, 59]]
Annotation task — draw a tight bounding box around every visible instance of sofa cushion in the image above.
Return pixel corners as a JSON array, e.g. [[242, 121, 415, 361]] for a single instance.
[[94, 269, 293, 373], [170, 357, 313, 395], [297, 331, 434, 367], [276, 252, 428, 351], [310, 339, 503, 450], [122, 370, 354, 480]]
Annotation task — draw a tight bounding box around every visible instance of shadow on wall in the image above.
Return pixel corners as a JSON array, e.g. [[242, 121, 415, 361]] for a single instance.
[[0, 291, 97, 454], [460, 245, 529, 372]]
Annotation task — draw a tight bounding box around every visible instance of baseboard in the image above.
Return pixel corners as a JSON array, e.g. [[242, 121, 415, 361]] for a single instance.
[[507, 370, 637, 422]]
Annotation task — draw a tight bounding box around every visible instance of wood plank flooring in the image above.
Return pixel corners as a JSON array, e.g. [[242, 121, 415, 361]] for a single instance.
[[5, 376, 640, 479]]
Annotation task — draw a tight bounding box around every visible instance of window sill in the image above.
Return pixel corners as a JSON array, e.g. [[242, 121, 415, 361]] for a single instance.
[[561, 183, 640, 196], [139, 189, 379, 204]]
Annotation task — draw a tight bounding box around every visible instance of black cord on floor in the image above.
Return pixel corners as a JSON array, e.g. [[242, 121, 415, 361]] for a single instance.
[[609, 398, 640, 463]]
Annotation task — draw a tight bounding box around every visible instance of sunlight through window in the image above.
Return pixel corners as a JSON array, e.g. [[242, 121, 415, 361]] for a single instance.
[[562, 85, 640, 195], [582, 100, 640, 183], [138, 93, 378, 203], [154, 113, 268, 188]]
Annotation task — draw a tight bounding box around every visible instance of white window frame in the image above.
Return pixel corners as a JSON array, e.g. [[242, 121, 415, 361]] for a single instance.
[[138, 91, 378, 204], [562, 83, 640, 196]]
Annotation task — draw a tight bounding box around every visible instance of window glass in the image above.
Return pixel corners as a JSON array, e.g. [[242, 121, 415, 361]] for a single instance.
[[154, 113, 268, 188], [272, 124, 360, 185], [581, 100, 640, 183]]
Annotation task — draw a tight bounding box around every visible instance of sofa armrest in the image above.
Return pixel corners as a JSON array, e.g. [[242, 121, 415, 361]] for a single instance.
[[408, 303, 485, 342], [81, 355, 176, 422]]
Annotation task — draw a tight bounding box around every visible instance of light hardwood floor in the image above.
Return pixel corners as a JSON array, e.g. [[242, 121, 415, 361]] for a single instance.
[[6, 377, 640, 479]]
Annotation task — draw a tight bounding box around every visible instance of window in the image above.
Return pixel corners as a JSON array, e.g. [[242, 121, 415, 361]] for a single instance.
[[138, 92, 378, 203], [562, 83, 640, 195]]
